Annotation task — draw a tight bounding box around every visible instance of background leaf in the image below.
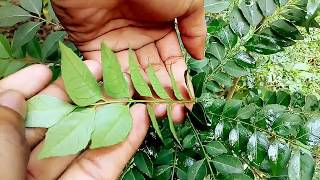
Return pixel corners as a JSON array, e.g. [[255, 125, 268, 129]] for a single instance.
[[212, 155, 244, 175], [0, 5, 31, 27], [42, 31, 66, 60], [12, 22, 41, 51], [20, 0, 42, 16], [187, 159, 207, 180], [204, 0, 229, 13]]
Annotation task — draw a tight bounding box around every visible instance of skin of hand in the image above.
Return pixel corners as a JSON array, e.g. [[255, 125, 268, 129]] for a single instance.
[[52, 0, 207, 123]]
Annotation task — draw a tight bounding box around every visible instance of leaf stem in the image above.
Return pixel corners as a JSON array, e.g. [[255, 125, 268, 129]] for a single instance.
[[94, 98, 196, 106], [187, 116, 216, 180], [171, 149, 177, 180]]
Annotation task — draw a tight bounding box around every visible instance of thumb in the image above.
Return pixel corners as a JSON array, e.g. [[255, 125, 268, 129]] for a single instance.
[[178, 1, 207, 60], [0, 90, 29, 180]]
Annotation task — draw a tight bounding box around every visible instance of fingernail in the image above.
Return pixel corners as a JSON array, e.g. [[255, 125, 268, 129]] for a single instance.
[[0, 90, 26, 118]]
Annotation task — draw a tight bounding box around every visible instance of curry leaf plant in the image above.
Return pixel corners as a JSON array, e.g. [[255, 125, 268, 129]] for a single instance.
[[26, 42, 195, 158]]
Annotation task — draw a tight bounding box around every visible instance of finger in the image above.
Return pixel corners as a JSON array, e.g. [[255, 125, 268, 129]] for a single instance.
[[60, 104, 149, 180], [26, 60, 103, 180], [0, 64, 52, 99], [156, 31, 190, 123], [0, 90, 28, 180], [178, 1, 206, 60]]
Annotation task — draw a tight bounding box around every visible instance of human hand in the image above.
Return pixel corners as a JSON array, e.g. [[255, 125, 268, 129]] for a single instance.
[[52, 0, 206, 123], [0, 63, 150, 179]]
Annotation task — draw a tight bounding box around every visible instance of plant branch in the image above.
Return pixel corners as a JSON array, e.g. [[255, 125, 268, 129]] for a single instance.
[[226, 77, 240, 100], [94, 98, 196, 106]]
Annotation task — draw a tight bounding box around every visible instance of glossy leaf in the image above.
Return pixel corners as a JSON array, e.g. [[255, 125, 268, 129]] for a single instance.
[[147, 65, 170, 99], [259, 27, 296, 47], [60, 42, 102, 106], [288, 149, 315, 180], [204, 0, 229, 13], [272, 112, 303, 137], [12, 22, 41, 51], [222, 99, 242, 118], [240, 1, 263, 26], [276, 90, 291, 106], [207, 41, 225, 60], [270, 19, 303, 40], [268, 141, 291, 176], [90, 104, 132, 148], [247, 132, 268, 165], [129, 50, 153, 97], [212, 155, 244, 174], [304, 116, 320, 146], [229, 8, 250, 37], [101, 44, 130, 98], [42, 31, 67, 59], [215, 26, 238, 49], [39, 108, 95, 158], [306, 0, 320, 29], [147, 104, 164, 142], [26, 95, 76, 128], [0, 5, 31, 27], [154, 165, 172, 180], [204, 141, 228, 157], [20, 0, 42, 16], [134, 151, 153, 177], [245, 34, 283, 55], [26, 38, 42, 60], [187, 159, 207, 180], [223, 61, 249, 77], [233, 51, 256, 68], [257, 0, 277, 16], [237, 103, 258, 119]]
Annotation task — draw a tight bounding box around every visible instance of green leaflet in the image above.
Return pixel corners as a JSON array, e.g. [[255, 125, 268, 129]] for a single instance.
[[26, 95, 76, 128], [60, 42, 102, 107], [12, 21, 42, 51], [129, 49, 153, 97], [42, 31, 67, 59], [90, 104, 132, 148], [146, 65, 170, 99], [39, 108, 95, 159], [20, 0, 42, 16], [101, 43, 130, 99], [187, 159, 207, 180], [167, 105, 181, 146], [147, 104, 164, 142], [212, 155, 244, 175], [169, 69, 184, 100], [134, 151, 154, 177], [0, 5, 31, 27], [122, 168, 145, 180]]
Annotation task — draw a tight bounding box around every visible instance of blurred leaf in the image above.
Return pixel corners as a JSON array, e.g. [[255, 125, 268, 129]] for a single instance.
[[192, 72, 206, 98], [183, 134, 196, 149], [204, 141, 228, 157], [26, 95, 75, 128], [42, 31, 66, 59], [224, 173, 253, 180], [237, 103, 258, 119], [207, 41, 225, 60], [90, 104, 132, 148], [204, 0, 230, 13], [230, 8, 250, 37], [188, 58, 209, 72], [247, 132, 268, 165], [222, 99, 242, 118], [215, 26, 238, 49], [60, 42, 102, 106], [154, 165, 172, 180], [20, 0, 42, 16], [257, 0, 277, 16], [304, 95, 319, 111], [240, 1, 263, 26], [223, 61, 249, 77], [304, 116, 320, 146], [212, 72, 233, 88], [0, 5, 31, 27], [288, 149, 315, 180], [147, 65, 170, 99], [187, 159, 207, 180], [259, 28, 296, 47], [276, 90, 291, 106], [270, 19, 303, 40], [168, 105, 181, 145], [212, 155, 244, 174], [272, 113, 303, 137], [268, 140, 291, 176], [12, 22, 41, 51], [122, 168, 145, 180], [155, 149, 174, 165], [39, 108, 95, 158], [147, 104, 164, 142]]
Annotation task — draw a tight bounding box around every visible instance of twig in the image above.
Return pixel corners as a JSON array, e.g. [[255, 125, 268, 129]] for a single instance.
[[226, 77, 240, 100]]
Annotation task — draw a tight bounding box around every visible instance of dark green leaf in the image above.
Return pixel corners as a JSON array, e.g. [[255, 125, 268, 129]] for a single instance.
[[245, 34, 283, 55], [122, 168, 145, 180], [134, 151, 153, 177], [0, 34, 11, 56], [154, 165, 172, 180], [39, 108, 95, 158], [223, 61, 249, 77], [224, 173, 253, 180], [207, 41, 225, 60], [183, 134, 196, 149], [233, 51, 256, 68], [212, 72, 233, 88], [129, 49, 153, 97], [188, 58, 209, 72], [0, 60, 26, 78], [167, 105, 181, 145], [263, 90, 277, 104], [306, 0, 320, 29], [270, 19, 303, 40], [207, 18, 228, 34], [25, 38, 41, 60], [12, 22, 41, 51], [268, 141, 291, 176], [204, 141, 228, 157], [222, 99, 242, 118], [101, 44, 130, 99], [215, 26, 238, 49], [229, 8, 250, 37], [147, 65, 170, 99], [60, 42, 102, 106], [237, 103, 258, 119], [0, 5, 31, 27], [288, 149, 315, 180], [155, 149, 174, 165], [257, 0, 277, 16], [192, 72, 206, 98], [20, 0, 42, 16], [206, 81, 222, 93], [259, 27, 296, 47], [26, 95, 76, 128], [212, 155, 244, 174], [187, 159, 207, 180], [204, 0, 230, 13], [240, 1, 263, 26], [272, 113, 303, 137], [276, 90, 291, 106], [247, 132, 268, 165], [42, 31, 66, 59], [90, 104, 132, 148]]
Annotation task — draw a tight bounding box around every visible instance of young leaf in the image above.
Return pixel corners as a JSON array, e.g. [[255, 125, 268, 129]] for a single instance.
[[204, 0, 229, 13], [0, 5, 31, 27], [204, 141, 228, 157], [39, 108, 95, 158], [12, 22, 42, 51], [101, 43, 130, 98], [42, 31, 67, 59], [288, 149, 315, 180], [147, 104, 164, 142], [212, 155, 244, 174], [90, 104, 132, 148], [146, 65, 170, 99], [129, 49, 153, 97], [134, 151, 153, 177], [169, 69, 184, 100], [60, 42, 102, 106], [26, 95, 76, 128], [167, 105, 181, 145], [187, 159, 207, 180], [20, 0, 42, 16]]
